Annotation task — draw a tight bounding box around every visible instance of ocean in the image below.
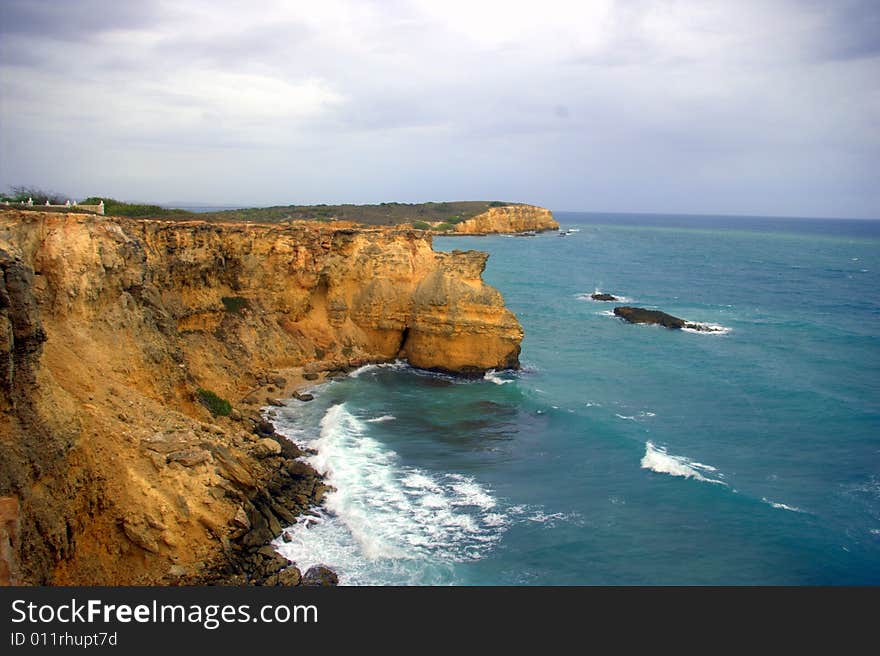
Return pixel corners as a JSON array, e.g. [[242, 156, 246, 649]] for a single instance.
[[273, 212, 880, 585]]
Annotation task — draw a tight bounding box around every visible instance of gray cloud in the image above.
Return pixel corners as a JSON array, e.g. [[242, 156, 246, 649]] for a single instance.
[[0, 0, 878, 217], [0, 0, 164, 39]]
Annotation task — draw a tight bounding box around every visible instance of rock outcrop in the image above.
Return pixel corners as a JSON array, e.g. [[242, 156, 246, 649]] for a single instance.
[[613, 306, 723, 333], [0, 210, 523, 585], [591, 293, 618, 301], [613, 306, 686, 329], [452, 204, 558, 235]]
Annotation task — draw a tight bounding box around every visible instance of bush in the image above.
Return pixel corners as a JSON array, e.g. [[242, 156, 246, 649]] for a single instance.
[[221, 296, 248, 314], [436, 222, 455, 231], [487, 201, 507, 207], [7, 185, 68, 205], [196, 388, 232, 416], [80, 197, 192, 218], [412, 221, 431, 230]]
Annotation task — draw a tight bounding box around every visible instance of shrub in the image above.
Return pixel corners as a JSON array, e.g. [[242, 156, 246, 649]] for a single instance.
[[8, 185, 68, 205], [80, 197, 192, 218], [412, 221, 431, 230], [221, 296, 248, 314], [436, 222, 455, 231], [196, 388, 232, 416], [487, 201, 507, 207]]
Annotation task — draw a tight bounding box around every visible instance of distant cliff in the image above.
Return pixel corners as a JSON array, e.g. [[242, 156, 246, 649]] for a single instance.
[[0, 211, 522, 584], [452, 204, 558, 234]]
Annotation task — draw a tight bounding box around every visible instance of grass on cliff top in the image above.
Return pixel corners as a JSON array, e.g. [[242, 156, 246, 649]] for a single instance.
[[81, 197, 194, 218], [196, 200, 518, 227]]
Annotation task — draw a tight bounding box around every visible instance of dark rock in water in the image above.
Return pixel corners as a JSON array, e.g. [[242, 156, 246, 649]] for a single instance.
[[293, 391, 314, 402], [282, 531, 292, 543], [302, 565, 339, 587], [266, 398, 285, 407], [613, 306, 685, 329], [591, 293, 618, 301]]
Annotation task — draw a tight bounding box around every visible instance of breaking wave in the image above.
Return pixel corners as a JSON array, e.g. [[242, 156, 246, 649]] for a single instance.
[[640, 441, 727, 485], [274, 403, 561, 584]]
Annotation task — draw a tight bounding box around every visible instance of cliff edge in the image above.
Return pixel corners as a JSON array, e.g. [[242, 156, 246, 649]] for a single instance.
[[0, 210, 523, 585], [453, 204, 558, 234]]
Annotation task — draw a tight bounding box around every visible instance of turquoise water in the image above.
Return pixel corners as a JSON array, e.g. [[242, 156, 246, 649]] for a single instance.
[[273, 212, 880, 585]]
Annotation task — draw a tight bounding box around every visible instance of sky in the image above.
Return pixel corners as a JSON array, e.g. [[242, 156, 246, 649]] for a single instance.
[[1, 0, 878, 218]]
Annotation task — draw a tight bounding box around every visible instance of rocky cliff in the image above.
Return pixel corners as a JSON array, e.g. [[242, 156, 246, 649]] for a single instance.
[[453, 204, 558, 234], [0, 210, 523, 585]]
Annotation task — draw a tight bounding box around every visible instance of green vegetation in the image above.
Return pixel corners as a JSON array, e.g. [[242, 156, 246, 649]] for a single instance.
[[1, 189, 520, 226], [196, 388, 232, 417], [221, 296, 248, 314], [3, 185, 68, 205], [435, 222, 455, 232], [196, 200, 518, 227], [81, 197, 193, 218]]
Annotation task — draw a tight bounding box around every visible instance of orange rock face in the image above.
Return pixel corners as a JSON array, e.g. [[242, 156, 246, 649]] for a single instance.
[[453, 204, 559, 234], [0, 210, 523, 584]]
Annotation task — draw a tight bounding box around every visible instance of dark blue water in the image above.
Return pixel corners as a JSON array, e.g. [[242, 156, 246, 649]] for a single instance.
[[274, 212, 880, 585]]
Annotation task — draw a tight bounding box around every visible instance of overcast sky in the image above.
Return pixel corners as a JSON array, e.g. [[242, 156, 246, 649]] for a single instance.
[[1, 0, 878, 217]]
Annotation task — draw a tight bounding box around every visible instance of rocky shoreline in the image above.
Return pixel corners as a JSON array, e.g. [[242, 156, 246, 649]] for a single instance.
[[0, 210, 526, 585]]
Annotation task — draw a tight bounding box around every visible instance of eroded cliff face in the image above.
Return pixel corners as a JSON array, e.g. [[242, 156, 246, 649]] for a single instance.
[[453, 204, 558, 234], [0, 210, 522, 585]]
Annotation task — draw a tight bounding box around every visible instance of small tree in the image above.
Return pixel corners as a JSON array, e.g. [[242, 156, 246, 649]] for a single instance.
[[7, 185, 68, 205]]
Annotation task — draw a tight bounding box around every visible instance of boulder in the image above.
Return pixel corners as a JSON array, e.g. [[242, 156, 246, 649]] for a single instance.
[[276, 565, 301, 586], [293, 391, 314, 402], [254, 438, 282, 458], [613, 306, 685, 329], [254, 420, 275, 437], [591, 293, 618, 301], [166, 448, 211, 467], [302, 565, 339, 587]]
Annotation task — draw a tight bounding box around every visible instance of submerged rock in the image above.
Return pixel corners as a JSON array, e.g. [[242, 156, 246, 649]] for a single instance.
[[613, 306, 685, 329], [591, 293, 618, 301]]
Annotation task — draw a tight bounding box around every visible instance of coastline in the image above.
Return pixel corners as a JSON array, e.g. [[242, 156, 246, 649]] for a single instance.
[[0, 210, 527, 585]]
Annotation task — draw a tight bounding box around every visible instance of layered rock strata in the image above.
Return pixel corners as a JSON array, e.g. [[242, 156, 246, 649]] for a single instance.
[[0, 211, 523, 584]]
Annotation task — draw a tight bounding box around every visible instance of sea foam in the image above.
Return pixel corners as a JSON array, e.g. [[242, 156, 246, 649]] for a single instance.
[[484, 369, 514, 385], [682, 322, 732, 335], [640, 441, 727, 485], [761, 497, 804, 513], [274, 403, 511, 584]]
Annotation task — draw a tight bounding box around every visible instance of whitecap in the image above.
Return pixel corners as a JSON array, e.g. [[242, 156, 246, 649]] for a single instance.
[[761, 497, 804, 513], [640, 441, 727, 485], [366, 414, 396, 423]]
